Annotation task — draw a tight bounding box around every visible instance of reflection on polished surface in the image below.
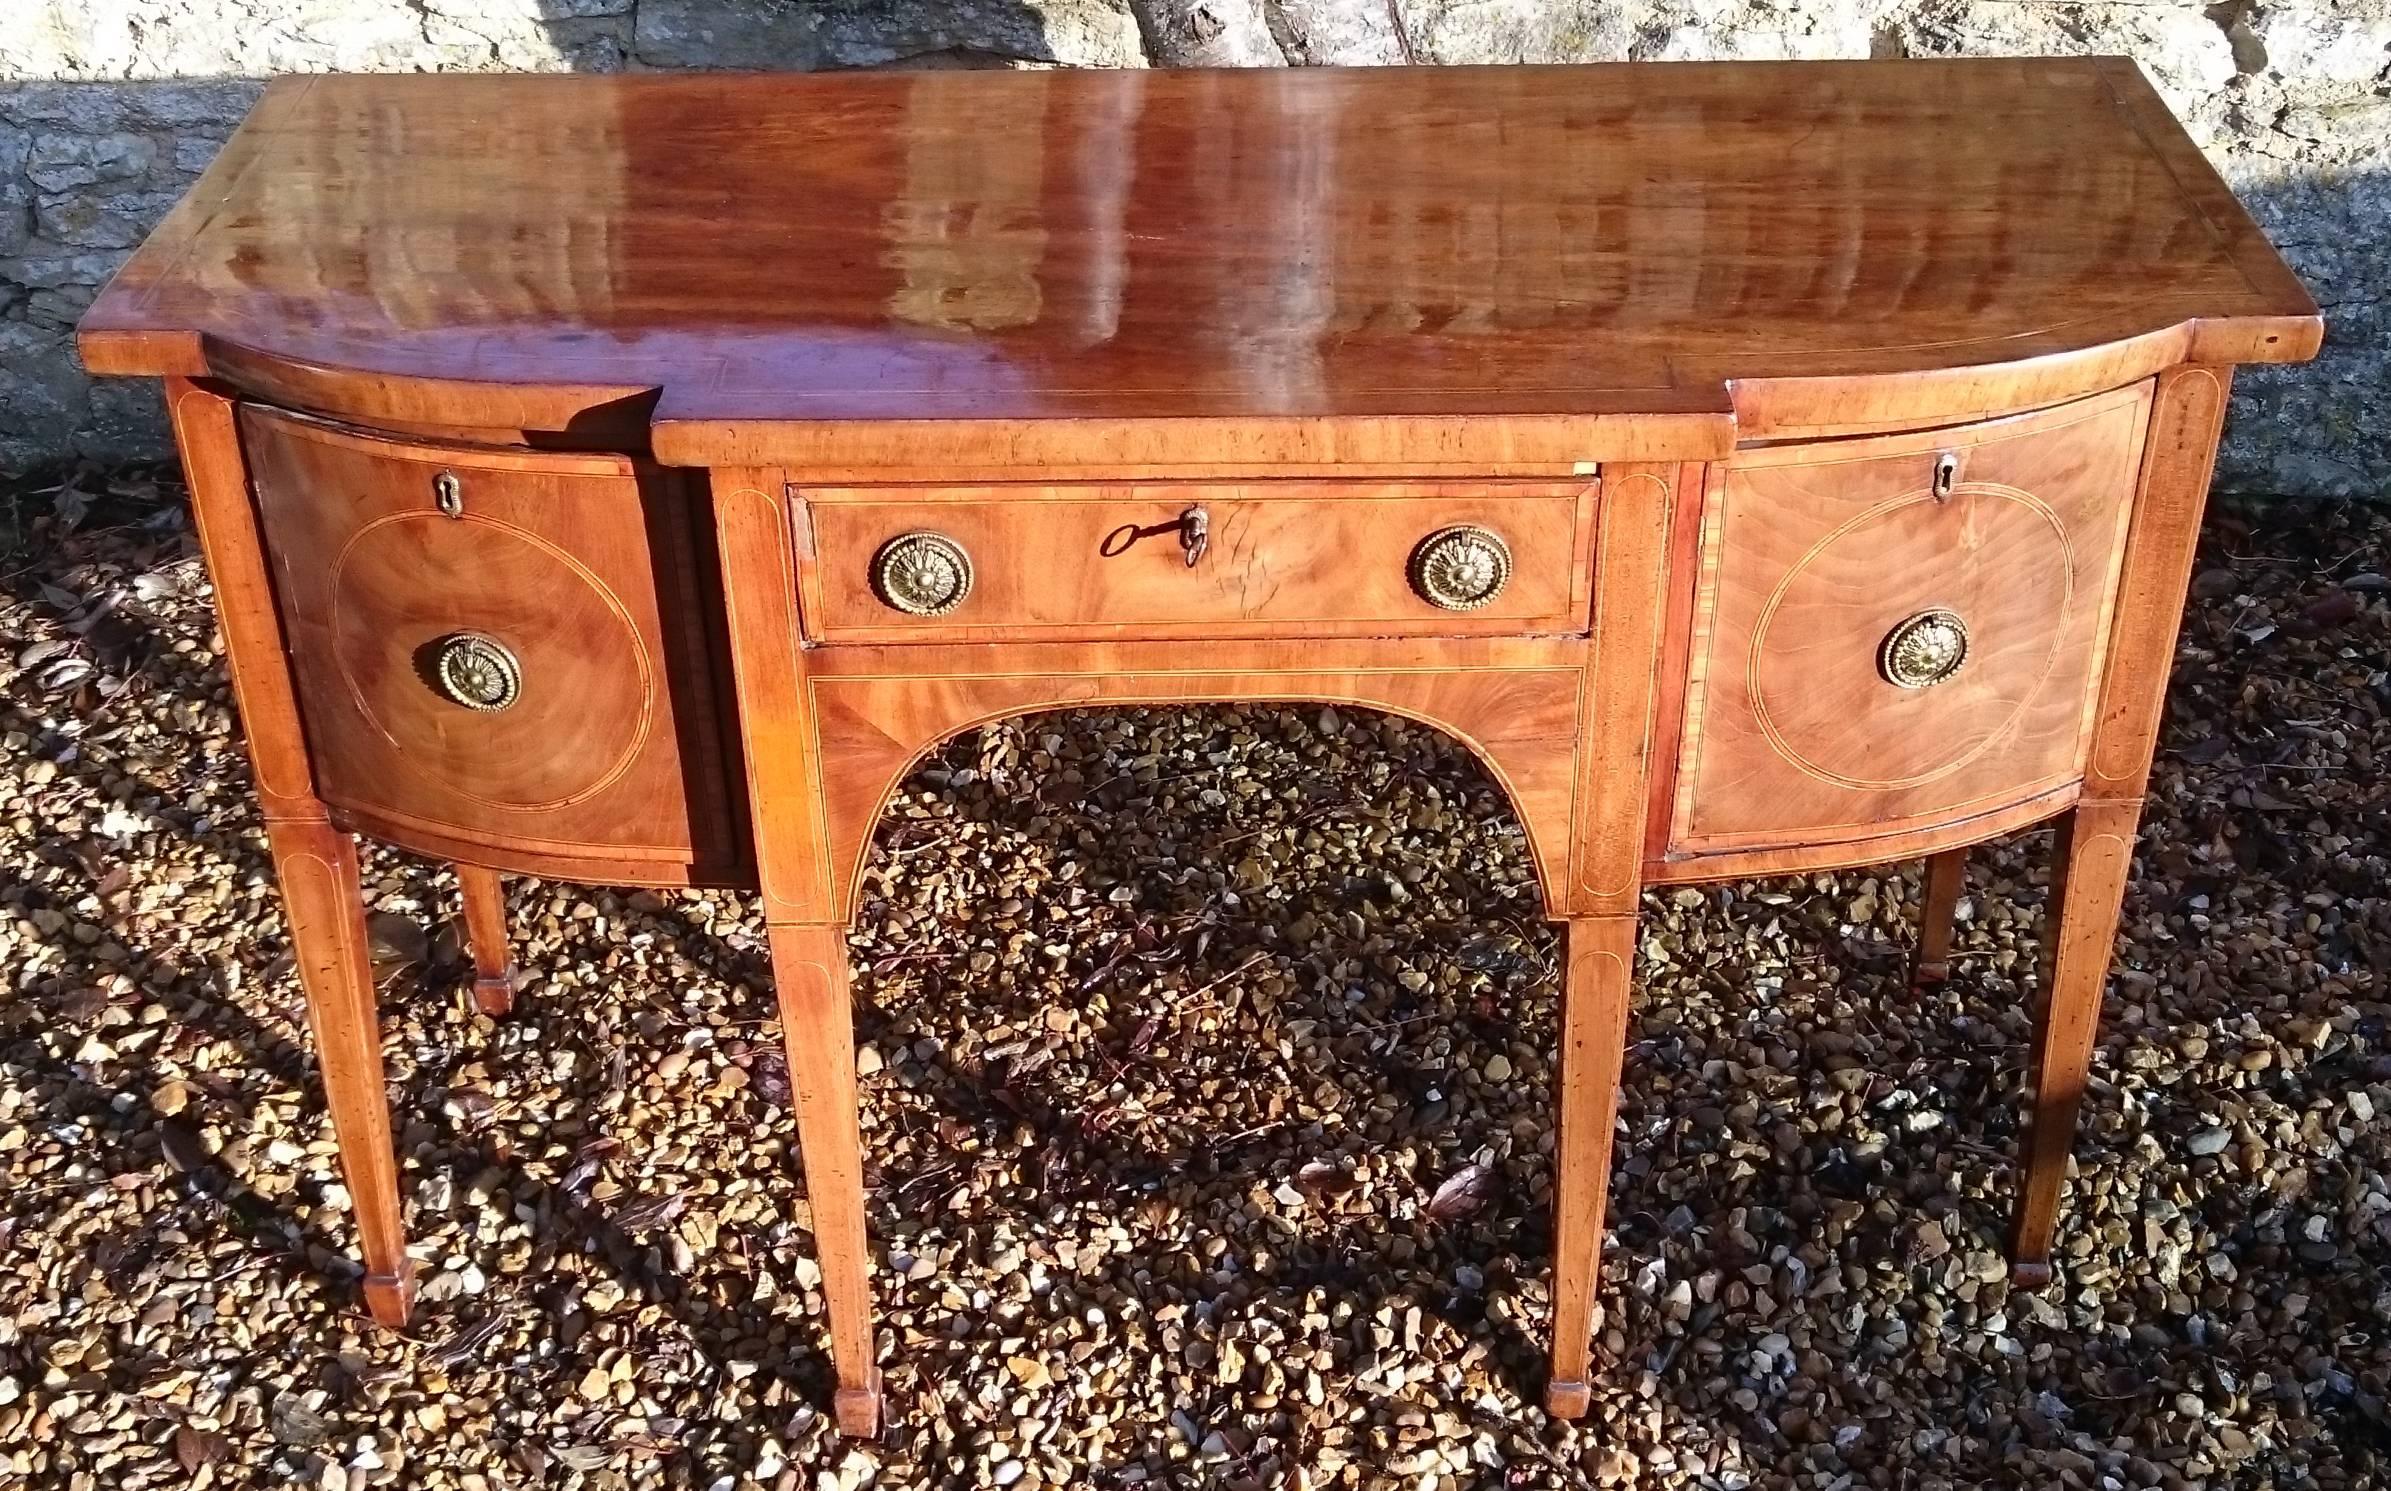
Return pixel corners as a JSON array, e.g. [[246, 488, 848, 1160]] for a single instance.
[[74, 61, 2325, 1437], [82, 61, 2318, 431]]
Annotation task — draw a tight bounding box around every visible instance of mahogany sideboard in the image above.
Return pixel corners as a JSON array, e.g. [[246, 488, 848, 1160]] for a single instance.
[[79, 60, 2321, 1436]]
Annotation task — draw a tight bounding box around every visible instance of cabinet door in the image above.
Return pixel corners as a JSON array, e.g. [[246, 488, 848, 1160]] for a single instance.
[[241, 407, 745, 884], [1665, 382, 2152, 865]]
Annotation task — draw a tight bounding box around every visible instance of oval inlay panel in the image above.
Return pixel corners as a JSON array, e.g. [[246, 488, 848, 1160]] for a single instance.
[[331, 512, 655, 812], [1747, 484, 2075, 792]]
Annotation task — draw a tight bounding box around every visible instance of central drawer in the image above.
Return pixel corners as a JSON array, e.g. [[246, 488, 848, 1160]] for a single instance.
[[794, 480, 1598, 642]]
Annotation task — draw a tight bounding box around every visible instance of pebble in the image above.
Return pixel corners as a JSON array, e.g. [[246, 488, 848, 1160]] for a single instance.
[[1, 486, 2385, 1490], [1911, 1218, 1952, 1260]]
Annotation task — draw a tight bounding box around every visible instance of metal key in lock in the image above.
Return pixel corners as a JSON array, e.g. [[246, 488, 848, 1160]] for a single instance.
[[1098, 505, 1213, 565], [1179, 505, 1209, 567]]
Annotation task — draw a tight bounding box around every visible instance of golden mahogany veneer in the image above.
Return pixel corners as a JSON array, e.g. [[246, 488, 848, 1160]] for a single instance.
[[81, 60, 2321, 1436]]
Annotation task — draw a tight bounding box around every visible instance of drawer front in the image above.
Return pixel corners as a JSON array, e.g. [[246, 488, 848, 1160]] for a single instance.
[[797, 481, 1597, 641], [1667, 383, 2154, 860], [241, 408, 743, 881]]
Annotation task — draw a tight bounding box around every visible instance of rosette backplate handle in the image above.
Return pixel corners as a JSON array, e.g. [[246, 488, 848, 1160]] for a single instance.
[[1409, 525, 1512, 611], [434, 633, 523, 711], [873, 532, 975, 616], [1878, 609, 1969, 689]]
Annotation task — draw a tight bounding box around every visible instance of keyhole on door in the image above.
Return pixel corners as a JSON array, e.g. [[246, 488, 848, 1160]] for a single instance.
[[1932, 452, 1960, 502]]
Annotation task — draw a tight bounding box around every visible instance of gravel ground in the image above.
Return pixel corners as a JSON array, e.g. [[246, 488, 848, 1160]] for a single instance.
[[0, 466, 2387, 1490]]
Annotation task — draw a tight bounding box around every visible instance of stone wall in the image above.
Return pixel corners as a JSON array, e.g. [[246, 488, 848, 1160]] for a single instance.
[[3, 0, 2384, 495]]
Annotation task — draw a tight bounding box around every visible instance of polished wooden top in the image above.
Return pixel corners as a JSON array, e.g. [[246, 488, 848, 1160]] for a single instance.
[[82, 60, 2319, 464]]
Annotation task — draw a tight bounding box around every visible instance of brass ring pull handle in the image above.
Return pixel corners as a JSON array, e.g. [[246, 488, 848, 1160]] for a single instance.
[[1879, 609, 1969, 689], [434, 633, 523, 711], [1410, 525, 1513, 611], [873, 531, 974, 616]]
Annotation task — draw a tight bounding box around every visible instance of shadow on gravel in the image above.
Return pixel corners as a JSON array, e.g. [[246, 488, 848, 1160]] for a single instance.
[[6, 486, 2391, 1485]]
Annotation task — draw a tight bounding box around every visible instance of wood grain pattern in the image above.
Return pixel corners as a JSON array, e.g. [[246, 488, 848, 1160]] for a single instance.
[[91, 60, 2324, 1438], [168, 378, 417, 1327], [2091, 58, 2321, 353], [456, 864, 516, 1017], [268, 818, 416, 1326], [1643, 780, 2081, 886], [797, 480, 1597, 642], [1641, 460, 1711, 864], [82, 64, 2314, 471], [2084, 366, 2232, 801], [713, 472, 880, 1431], [2010, 799, 2139, 1285], [1569, 463, 1688, 915], [2010, 365, 2235, 1287], [240, 407, 746, 884], [165, 380, 319, 822], [1729, 324, 2189, 442], [1546, 915, 1636, 1419], [802, 637, 1588, 921], [678, 415, 1725, 479], [710, 474, 839, 924], [766, 923, 883, 1438], [1666, 384, 2150, 866]]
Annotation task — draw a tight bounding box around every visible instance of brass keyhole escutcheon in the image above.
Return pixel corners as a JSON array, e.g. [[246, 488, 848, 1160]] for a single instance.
[[434, 470, 464, 518], [434, 633, 522, 711], [1410, 525, 1512, 611], [873, 532, 974, 616], [1932, 451, 1960, 502], [1879, 609, 1969, 689]]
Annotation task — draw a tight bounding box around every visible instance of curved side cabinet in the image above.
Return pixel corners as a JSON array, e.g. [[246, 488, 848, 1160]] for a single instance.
[[1659, 380, 2156, 875], [240, 406, 749, 885]]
